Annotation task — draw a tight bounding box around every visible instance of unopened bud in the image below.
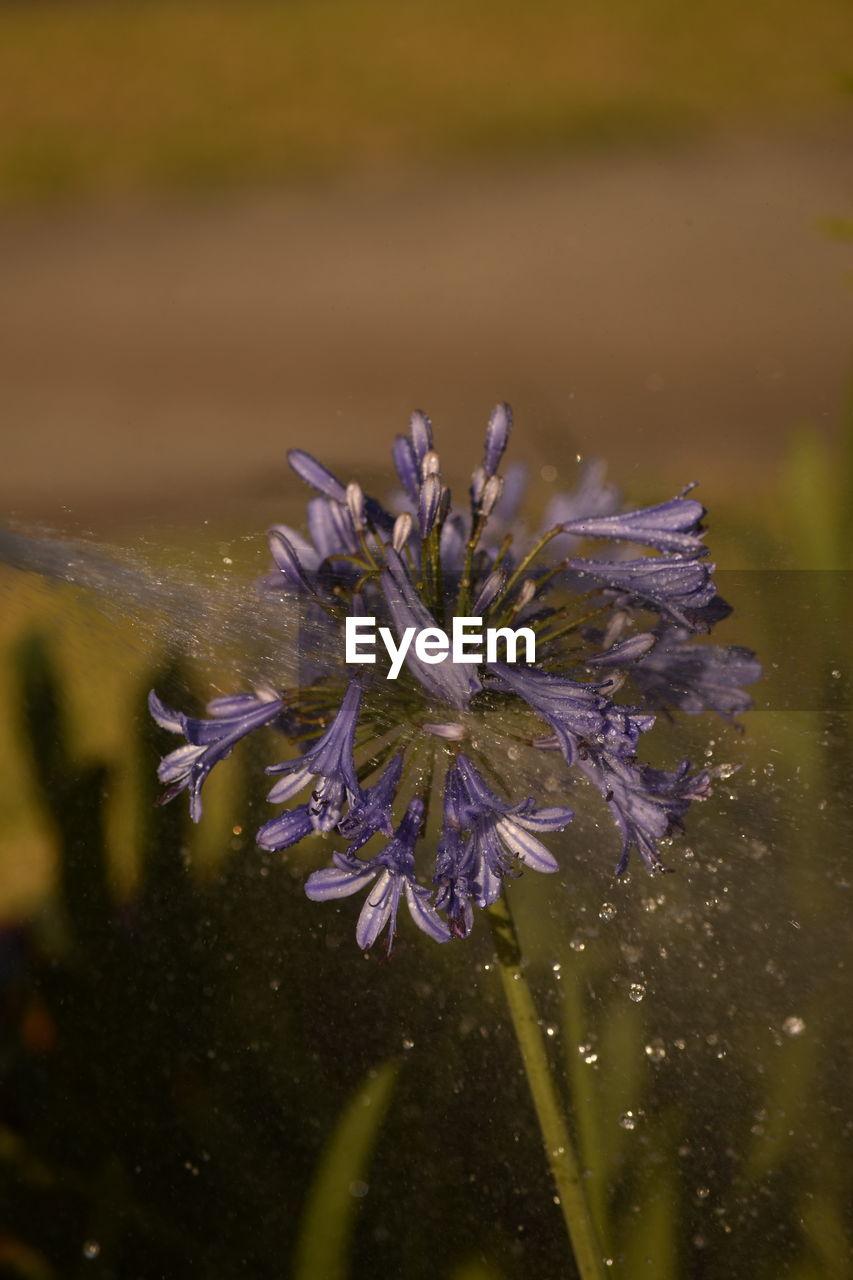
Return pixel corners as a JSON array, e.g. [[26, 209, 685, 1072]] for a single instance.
[[480, 474, 504, 516], [392, 511, 413, 552], [419, 473, 442, 539], [346, 482, 365, 530], [421, 449, 441, 479], [515, 578, 536, 609]]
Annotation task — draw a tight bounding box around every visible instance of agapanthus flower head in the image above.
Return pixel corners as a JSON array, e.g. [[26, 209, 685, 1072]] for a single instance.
[[150, 404, 759, 953]]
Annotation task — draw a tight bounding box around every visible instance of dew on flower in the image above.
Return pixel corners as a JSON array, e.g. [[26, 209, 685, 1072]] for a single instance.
[[782, 1016, 806, 1037]]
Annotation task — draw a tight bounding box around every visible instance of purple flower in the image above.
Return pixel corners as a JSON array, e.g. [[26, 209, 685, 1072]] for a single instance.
[[567, 555, 716, 627], [455, 755, 572, 906], [149, 689, 282, 822], [632, 630, 761, 720], [337, 754, 403, 852], [257, 684, 363, 846], [578, 754, 711, 874], [149, 399, 758, 948], [561, 493, 707, 557], [305, 798, 451, 952], [487, 661, 606, 765]]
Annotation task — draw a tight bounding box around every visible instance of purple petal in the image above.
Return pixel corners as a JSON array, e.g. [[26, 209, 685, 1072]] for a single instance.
[[256, 806, 314, 851], [305, 858, 378, 900], [267, 766, 314, 803], [288, 449, 347, 502], [487, 662, 605, 765], [587, 633, 657, 667], [405, 882, 452, 943], [392, 434, 420, 504], [568, 556, 716, 627], [308, 497, 358, 559], [509, 804, 574, 832], [495, 817, 560, 872], [148, 690, 183, 733], [561, 495, 707, 557], [380, 548, 481, 709], [356, 871, 398, 949], [157, 743, 204, 784], [409, 410, 433, 463], [269, 528, 317, 594]]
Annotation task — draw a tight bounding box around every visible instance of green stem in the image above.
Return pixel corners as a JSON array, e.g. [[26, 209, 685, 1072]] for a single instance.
[[487, 895, 607, 1280]]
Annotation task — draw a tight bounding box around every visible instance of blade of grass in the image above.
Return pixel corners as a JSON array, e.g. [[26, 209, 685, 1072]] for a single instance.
[[292, 1058, 400, 1280]]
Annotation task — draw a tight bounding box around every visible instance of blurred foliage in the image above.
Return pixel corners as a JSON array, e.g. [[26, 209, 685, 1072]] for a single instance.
[[0, 0, 851, 206]]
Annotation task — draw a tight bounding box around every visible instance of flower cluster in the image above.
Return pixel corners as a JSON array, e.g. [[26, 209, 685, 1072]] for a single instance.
[[150, 405, 760, 952]]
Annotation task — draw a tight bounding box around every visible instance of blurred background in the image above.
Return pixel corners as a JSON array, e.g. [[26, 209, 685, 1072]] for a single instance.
[[1, 3, 852, 1278], [1, 0, 852, 525]]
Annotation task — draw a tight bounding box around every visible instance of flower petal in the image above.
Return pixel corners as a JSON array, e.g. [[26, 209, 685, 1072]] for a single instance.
[[405, 882, 452, 943], [495, 817, 560, 872]]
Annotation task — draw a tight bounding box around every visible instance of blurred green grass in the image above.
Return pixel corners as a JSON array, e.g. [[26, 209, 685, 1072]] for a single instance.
[[0, 0, 851, 206]]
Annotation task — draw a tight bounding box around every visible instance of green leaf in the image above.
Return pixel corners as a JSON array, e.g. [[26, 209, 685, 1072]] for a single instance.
[[292, 1059, 400, 1280]]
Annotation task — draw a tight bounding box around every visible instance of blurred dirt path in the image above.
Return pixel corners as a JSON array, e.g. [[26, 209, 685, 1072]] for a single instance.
[[2, 135, 851, 528]]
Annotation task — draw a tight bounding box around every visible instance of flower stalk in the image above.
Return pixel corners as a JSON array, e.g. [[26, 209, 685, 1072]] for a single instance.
[[487, 893, 607, 1280]]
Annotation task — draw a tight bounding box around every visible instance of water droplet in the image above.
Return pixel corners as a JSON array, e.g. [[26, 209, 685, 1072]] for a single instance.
[[402, 1038, 415, 1050], [831, 669, 841, 679], [763, 763, 774, 776], [696, 1185, 710, 1200], [599, 902, 617, 922], [619, 1111, 636, 1130], [782, 1015, 806, 1037], [82, 1242, 100, 1261], [551, 963, 562, 973], [644, 1038, 666, 1062], [545, 1025, 557, 1038], [578, 1042, 598, 1065], [569, 936, 586, 951], [629, 983, 646, 1003]]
